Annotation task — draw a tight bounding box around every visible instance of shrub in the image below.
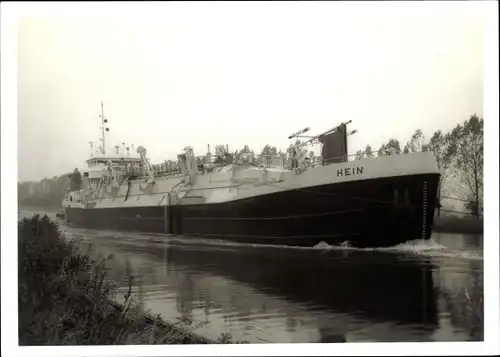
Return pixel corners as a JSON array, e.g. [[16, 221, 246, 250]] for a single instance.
[[18, 214, 221, 345]]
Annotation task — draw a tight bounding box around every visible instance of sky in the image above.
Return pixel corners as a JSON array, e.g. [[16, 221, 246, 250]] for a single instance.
[[17, 2, 485, 182]]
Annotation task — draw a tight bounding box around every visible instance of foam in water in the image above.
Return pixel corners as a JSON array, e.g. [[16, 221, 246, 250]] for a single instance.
[[386, 239, 448, 252], [310, 238, 447, 252], [310, 239, 482, 261]]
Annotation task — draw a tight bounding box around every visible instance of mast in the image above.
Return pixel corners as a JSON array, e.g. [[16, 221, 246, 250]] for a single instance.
[[99, 102, 109, 155]]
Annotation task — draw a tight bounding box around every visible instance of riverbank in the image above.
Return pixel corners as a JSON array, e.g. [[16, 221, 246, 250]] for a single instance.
[[433, 215, 483, 235], [17, 214, 236, 345]]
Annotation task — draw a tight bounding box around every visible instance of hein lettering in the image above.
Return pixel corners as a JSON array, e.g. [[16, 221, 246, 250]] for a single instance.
[[337, 166, 364, 177]]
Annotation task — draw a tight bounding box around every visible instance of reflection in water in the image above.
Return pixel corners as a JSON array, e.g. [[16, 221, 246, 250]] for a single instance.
[[164, 245, 439, 329], [18, 209, 484, 343], [432, 232, 483, 252], [82, 239, 443, 342], [433, 256, 483, 340], [429, 232, 483, 341]]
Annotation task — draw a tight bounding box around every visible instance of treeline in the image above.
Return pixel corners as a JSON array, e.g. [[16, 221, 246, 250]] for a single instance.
[[354, 114, 483, 217], [18, 174, 71, 209]]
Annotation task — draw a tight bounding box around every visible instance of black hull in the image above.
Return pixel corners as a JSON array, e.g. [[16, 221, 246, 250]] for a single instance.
[[65, 173, 440, 248]]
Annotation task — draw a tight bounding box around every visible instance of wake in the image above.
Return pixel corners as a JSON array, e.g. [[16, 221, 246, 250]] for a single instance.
[[59, 223, 483, 261], [311, 239, 483, 261]]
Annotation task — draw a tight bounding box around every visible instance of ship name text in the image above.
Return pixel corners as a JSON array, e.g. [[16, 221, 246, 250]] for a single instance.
[[337, 166, 364, 177]]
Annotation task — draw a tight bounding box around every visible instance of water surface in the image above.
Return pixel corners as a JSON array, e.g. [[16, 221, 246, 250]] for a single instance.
[[20, 209, 484, 343]]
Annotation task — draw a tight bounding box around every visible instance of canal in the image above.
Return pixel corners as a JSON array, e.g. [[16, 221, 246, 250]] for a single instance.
[[21, 209, 483, 343]]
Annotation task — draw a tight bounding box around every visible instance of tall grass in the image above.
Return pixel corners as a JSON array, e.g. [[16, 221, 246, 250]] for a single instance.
[[18, 214, 238, 345]]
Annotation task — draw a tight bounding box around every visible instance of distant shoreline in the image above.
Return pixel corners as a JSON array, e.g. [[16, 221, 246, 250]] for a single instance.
[[19, 204, 62, 212], [433, 215, 483, 235]]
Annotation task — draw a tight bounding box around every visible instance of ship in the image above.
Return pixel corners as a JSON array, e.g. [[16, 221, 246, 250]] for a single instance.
[[62, 103, 441, 248]]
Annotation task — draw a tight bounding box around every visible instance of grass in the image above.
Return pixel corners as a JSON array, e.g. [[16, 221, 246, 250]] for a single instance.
[[18, 214, 243, 345]]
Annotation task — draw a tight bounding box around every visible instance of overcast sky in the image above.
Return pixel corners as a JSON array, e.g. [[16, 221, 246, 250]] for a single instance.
[[17, 2, 485, 182]]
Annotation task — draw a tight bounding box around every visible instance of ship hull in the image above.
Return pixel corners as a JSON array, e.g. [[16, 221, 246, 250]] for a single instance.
[[64, 173, 440, 248]]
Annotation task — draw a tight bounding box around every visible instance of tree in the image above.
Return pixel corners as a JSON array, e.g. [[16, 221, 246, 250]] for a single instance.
[[448, 114, 483, 217], [356, 145, 375, 159], [288, 139, 307, 158], [18, 173, 71, 208], [355, 150, 365, 160], [426, 130, 455, 216], [260, 145, 277, 156], [403, 129, 428, 153], [240, 145, 252, 153], [364, 145, 375, 158], [378, 139, 401, 156], [260, 145, 278, 166]]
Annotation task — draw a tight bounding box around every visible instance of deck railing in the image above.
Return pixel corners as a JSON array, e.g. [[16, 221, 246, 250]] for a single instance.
[[122, 147, 418, 177]]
